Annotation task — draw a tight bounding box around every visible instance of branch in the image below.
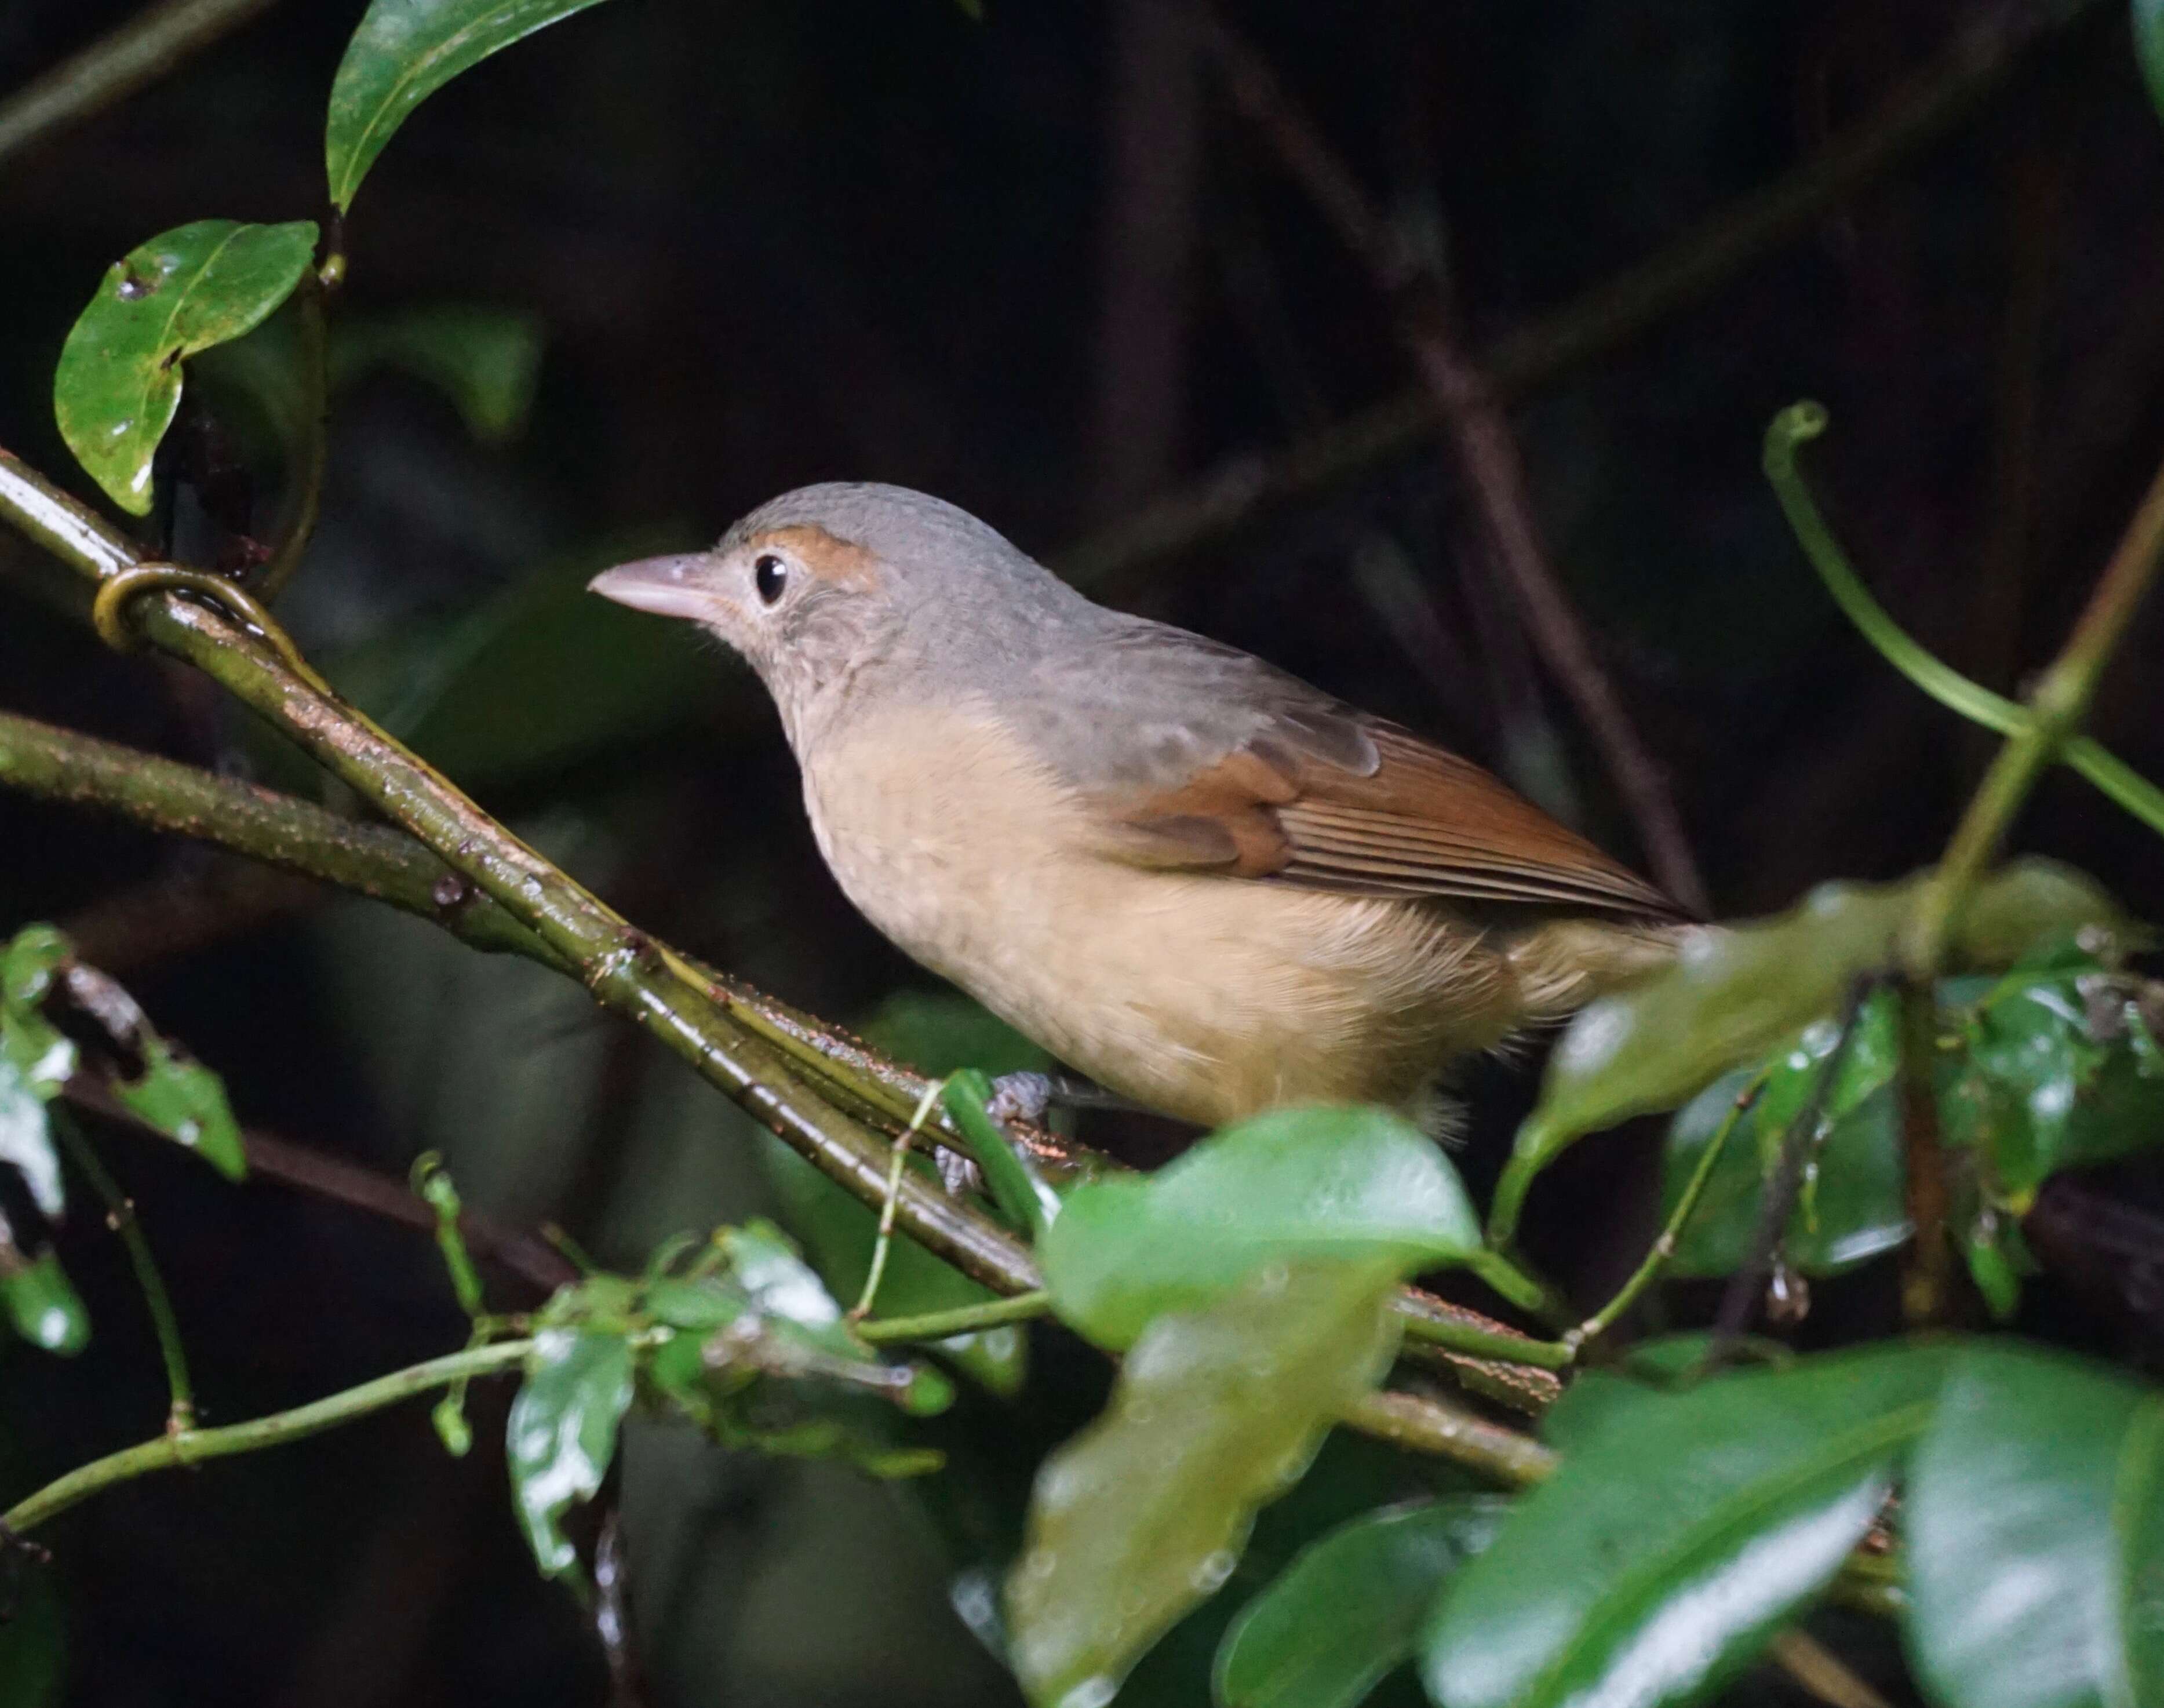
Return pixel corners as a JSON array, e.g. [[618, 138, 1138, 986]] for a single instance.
[[1197, 10, 1708, 912], [63, 1076, 578, 1298], [0, 453, 1039, 1299], [3, 1338, 533, 1535], [1904, 437, 2164, 974], [1059, 0, 2103, 594], [0, 0, 280, 167], [0, 703, 1568, 1408]]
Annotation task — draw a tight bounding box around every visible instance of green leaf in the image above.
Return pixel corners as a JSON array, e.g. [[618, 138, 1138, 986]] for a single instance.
[[0, 1055, 65, 1221], [1039, 1105, 1480, 1349], [1662, 992, 1907, 1279], [330, 304, 545, 442], [1215, 1496, 1507, 1708], [1, 1251, 89, 1356], [412, 1153, 483, 1315], [0, 928, 70, 1011], [1498, 861, 2128, 1243], [944, 1069, 1061, 1237], [507, 1327, 635, 1576], [1007, 1260, 1403, 1708], [1420, 1343, 1948, 1708], [1937, 946, 2164, 1204], [327, 0, 618, 211], [1905, 1342, 2164, 1708], [2137, 0, 2164, 128], [1538, 1335, 1793, 1453], [764, 1137, 1026, 1396], [112, 1036, 246, 1182], [53, 220, 319, 515]]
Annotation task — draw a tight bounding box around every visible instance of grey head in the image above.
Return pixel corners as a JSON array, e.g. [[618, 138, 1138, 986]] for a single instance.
[[588, 481, 1101, 748]]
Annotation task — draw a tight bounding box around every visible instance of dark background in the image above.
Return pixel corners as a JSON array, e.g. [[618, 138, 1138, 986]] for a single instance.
[[1, 2, 2161, 1704]]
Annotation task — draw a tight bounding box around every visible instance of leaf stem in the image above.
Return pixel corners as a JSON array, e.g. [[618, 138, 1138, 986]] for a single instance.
[[1397, 1310, 1573, 1371], [856, 1291, 1052, 1343], [3, 1338, 531, 1535], [1708, 982, 1875, 1356], [51, 1109, 195, 1430], [1569, 1070, 1767, 1352]]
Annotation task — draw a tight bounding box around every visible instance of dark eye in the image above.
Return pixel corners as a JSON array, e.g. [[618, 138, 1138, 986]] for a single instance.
[[753, 553, 788, 606]]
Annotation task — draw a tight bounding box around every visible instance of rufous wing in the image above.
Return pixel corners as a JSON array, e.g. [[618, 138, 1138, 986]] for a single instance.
[[1099, 720, 1684, 919]]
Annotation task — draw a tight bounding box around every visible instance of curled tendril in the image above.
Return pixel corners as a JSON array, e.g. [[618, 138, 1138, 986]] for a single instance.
[[90, 564, 336, 698], [1762, 403, 2164, 840]]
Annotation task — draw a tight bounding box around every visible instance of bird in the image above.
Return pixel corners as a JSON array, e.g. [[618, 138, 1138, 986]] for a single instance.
[[589, 483, 1688, 1135]]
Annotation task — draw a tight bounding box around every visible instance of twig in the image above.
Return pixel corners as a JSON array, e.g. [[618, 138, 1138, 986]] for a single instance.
[[2, 1338, 531, 1535], [856, 1291, 1051, 1343], [1059, 0, 2101, 593], [593, 1506, 647, 1708], [1766, 1630, 1896, 1708], [50, 1108, 195, 1430], [1903, 434, 2164, 974], [1197, 9, 1707, 912], [1897, 985, 1954, 1326], [0, 450, 1586, 1478], [0, 0, 280, 166], [1568, 1070, 1769, 1352], [0, 701, 1575, 1411], [1708, 984, 1877, 1356], [1761, 406, 2164, 836], [63, 1076, 578, 1297]]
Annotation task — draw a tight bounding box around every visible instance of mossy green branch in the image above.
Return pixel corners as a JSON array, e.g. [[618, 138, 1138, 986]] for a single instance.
[[0, 446, 1570, 1472]]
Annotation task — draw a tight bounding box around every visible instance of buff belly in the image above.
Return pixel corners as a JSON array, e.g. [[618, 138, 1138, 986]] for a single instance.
[[799, 706, 1540, 1131]]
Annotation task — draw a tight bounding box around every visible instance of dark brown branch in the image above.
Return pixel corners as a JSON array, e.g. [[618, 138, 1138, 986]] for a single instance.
[[1196, 10, 1710, 913], [1060, 0, 2104, 596], [62, 1076, 579, 1298]]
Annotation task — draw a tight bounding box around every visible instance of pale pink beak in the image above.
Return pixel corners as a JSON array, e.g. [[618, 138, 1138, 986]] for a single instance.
[[588, 553, 723, 622]]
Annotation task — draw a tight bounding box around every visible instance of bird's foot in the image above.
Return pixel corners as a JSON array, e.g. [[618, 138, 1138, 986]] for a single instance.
[[985, 1070, 1056, 1126], [935, 1148, 985, 1198]]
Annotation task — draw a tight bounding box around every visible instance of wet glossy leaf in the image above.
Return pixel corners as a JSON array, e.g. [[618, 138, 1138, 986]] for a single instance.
[[945, 1070, 1062, 1237], [1662, 990, 1907, 1278], [1499, 861, 2128, 1241], [1, 1252, 89, 1356], [112, 1036, 246, 1182], [1215, 1496, 1507, 1708], [1421, 1343, 1948, 1708], [53, 220, 318, 514], [1538, 1336, 1793, 1453], [1906, 1342, 2164, 1708], [0, 1055, 64, 1221], [1937, 946, 2164, 1204], [327, 0, 618, 210], [1040, 1105, 1479, 1349], [1008, 1261, 1402, 1708], [766, 1138, 1026, 1395], [0, 928, 70, 1011], [331, 304, 544, 441], [507, 1327, 634, 1576]]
